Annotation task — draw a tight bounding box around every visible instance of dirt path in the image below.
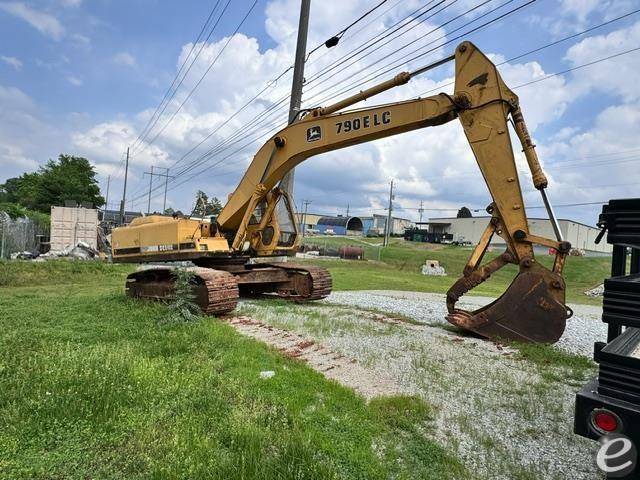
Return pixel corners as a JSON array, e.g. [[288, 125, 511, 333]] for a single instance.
[[225, 316, 401, 399]]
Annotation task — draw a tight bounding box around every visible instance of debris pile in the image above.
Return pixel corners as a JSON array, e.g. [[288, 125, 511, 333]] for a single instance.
[[10, 251, 38, 260], [11, 241, 102, 261], [43, 241, 100, 260]]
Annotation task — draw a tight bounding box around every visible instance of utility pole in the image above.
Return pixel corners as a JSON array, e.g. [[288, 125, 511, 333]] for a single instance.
[[104, 175, 110, 215], [384, 179, 394, 247], [301, 199, 312, 237], [418, 200, 424, 223], [145, 166, 154, 214], [144, 167, 174, 214], [161, 168, 172, 212], [119, 147, 130, 225], [279, 0, 310, 197], [346, 204, 350, 217]]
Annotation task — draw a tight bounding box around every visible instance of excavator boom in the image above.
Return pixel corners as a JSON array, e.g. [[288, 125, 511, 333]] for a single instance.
[[112, 41, 571, 344]]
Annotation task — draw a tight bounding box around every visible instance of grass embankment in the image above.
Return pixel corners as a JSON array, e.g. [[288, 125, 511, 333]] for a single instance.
[[0, 260, 467, 479], [302, 236, 610, 305]]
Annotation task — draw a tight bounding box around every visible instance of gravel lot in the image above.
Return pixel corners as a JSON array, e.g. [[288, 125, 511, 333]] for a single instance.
[[236, 292, 605, 480], [323, 290, 605, 357]]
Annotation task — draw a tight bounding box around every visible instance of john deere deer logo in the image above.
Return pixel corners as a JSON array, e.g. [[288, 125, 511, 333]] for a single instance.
[[306, 126, 321, 142]]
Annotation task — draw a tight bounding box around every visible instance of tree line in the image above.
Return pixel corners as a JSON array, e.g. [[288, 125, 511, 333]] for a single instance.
[[0, 155, 104, 214], [1, 154, 225, 220]]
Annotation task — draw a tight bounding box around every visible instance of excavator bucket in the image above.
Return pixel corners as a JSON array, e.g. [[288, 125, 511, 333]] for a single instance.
[[446, 261, 570, 344]]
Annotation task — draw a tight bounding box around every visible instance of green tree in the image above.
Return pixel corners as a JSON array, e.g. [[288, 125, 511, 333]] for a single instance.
[[456, 206, 472, 218], [192, 191, 223, 217], [207, 196, 223, 216], [0, 154, 104, 213]]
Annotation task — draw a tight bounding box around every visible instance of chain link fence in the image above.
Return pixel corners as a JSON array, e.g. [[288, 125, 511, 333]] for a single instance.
[[0, 212, 50, 259]]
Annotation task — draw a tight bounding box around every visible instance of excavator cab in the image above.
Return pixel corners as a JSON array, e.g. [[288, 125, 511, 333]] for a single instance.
[[244, 187, 300, 256]]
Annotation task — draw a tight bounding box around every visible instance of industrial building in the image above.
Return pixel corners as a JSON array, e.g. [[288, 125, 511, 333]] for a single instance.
[[296, 212, 323, 233], [101, 209, 144, 225], [297, 212, 412, 236], [427, 216, 612, 253], [361, 214, 413, 236]]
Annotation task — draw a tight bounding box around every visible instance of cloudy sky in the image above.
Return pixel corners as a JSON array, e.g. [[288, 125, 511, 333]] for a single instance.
[[0, 0, 638, 225]]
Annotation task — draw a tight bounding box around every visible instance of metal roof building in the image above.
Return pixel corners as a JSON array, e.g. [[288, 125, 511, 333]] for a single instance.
[[427, 216, 612, 253], [316, 216, 364, 235]]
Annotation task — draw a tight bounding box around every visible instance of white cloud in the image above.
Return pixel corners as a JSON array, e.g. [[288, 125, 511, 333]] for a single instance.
[[71, 121, 170, 177], [0, 84, 64, 180], [564, 20, 640, 102], [559, 0, 600, 23], [65, 1, 586, 215], [0, 2, 65, 40], [0, 144, 38, 169], [66, 75, 83, 86], [1, 55, 22, 70], [533, 0, 628, 36], [112, 52, 136, 67], [71, 33, 90, 49], [2, 0, 633, 221]]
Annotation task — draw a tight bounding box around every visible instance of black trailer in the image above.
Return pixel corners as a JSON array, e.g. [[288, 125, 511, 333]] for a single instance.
[[403, 226, 453, 243], [574, 198, 640, 478]]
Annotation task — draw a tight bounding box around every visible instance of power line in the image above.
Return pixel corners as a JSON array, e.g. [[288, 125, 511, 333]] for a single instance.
[[174, 0, 435, 169], [168, 66, 293, 171], [130, 1, 632, 207], [150, 37, 640, 206], [149, 0, 403, 180], [416, 7, 640, 97], [305, 0, 450, 85], [303, 0, 536, 109], [159, 0, 490, 185], [134, 0, 256, 156], [307, 0, 391, 56], [168, 0, 528, 184], [145, 0, 620, 202], [130, 0, 226, 153], [515, 45, 640, 89], [306, 0, 409, 69]]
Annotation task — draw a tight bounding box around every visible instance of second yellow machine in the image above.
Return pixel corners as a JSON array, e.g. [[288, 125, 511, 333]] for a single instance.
[[112, 41, 572, 344]]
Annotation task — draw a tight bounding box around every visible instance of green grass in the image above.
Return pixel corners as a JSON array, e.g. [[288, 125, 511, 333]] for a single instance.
[[0, 259, 135, 287], [302, 236, 610, 305], [0, 262, 467, 479], [509, 341, 596, 384]]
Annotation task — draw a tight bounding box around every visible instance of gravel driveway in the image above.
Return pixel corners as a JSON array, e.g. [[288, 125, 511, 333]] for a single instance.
[[237, 293, 604, 480], [323, 290, 605, 357]]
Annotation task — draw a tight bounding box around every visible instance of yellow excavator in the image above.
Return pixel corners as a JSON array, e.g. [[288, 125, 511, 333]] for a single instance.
[[112, 41, 572, 344]]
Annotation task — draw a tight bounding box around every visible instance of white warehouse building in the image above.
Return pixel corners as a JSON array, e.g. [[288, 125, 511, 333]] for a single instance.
[[427, 216, 612, 253]]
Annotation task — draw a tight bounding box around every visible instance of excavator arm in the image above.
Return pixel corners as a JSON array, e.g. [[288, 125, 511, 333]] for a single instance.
[[215, 41, 571, 343]]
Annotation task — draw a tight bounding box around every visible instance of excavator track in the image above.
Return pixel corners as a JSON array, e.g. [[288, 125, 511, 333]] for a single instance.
[[257, 263, 333, 301], [125, 266, 239, 316]]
